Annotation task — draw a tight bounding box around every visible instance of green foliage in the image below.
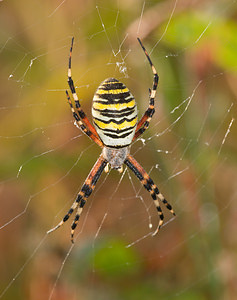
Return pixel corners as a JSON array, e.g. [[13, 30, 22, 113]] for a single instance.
[[93, 238, 141, 279], [161, 11, 237, 72], [161, 12, 212, 48]]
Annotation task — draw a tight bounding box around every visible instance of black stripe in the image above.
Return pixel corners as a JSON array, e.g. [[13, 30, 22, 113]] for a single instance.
[[79, 199, 86, 208], [73, 112, 80, 121], [78, 110, 86, 119], [94, 97, 134, 105], [146, 177, 154, 186], [94, 115, 137, 125], [144, 182, 152, 192], [92, 105, 136, 114], [102, 78, 119, 83], [105, 144, 130, 148], [102, 127, 134, 135], [103, 131, 134, 139], [91, 160, 107, 186], [99, 110, 136, 118], [81, 184, 92, 198], [71, 216, 80, 229], [124, 159, 144, 181], [150, 98, 154, 106], [63, 215, 70, 222], [68, 78, 76, 94], [99, 82, 126, 90], [76, 194, 83, 203], [137, 127, 145, 135], [95, 92, 132, 101], [145, 107, 155, 118]]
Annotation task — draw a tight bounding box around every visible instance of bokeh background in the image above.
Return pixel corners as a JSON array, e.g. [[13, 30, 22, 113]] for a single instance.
[[0, 0, 237, 299]]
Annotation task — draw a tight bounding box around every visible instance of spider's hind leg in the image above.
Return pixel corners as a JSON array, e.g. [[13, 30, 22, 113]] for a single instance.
[[47, 198, 80, 234], [47, 155, 107, 242], [124, 154, 175, 235]]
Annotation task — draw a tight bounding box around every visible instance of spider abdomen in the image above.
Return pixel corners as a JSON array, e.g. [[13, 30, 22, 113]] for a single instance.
[[92, 78, 137, 148]]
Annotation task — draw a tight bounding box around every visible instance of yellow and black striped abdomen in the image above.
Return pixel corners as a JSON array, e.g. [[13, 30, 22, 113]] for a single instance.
[[92, 78, 137, 148]]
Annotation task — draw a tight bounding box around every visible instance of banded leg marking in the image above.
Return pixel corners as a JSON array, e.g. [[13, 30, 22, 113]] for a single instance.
[[66, 90, 97, 141], [47, 155, 107, 242], [124, 154, 175, 235], [133, 38, 159, 141], [67, 37, 103, 147]]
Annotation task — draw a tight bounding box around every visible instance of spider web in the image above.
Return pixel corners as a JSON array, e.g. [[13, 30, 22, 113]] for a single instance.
[[0, 0, 237, 299]]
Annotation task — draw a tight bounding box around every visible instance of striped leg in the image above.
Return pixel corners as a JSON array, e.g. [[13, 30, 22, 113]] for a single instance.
[[133, 38, 159, 141], [47, 154, 107, 243], [124, 154, 175, 235], [67, 37, 103, 147], [66, 90, 103, 147]]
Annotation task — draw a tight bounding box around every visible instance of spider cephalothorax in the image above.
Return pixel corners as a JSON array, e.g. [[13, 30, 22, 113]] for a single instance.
[[47, 38, 175, 242], [102, 147, 129, 172]]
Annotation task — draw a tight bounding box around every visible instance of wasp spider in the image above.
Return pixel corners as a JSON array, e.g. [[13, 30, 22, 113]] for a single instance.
[[48, 38, 175, 242]]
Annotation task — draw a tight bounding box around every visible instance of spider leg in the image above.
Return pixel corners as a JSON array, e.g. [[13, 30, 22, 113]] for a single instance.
[[133, 38, 159, 141], [67, 37, 103, 147], [66, 90, 103, 147], [124, 154, 175, 235], [47, 154, 107, 243]]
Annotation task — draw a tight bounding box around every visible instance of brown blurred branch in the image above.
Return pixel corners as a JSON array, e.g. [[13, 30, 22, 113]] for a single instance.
[[126, 0, 205, 43]]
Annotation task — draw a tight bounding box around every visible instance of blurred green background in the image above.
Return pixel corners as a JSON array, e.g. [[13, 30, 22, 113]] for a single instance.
[[0, 0, 237, 299]]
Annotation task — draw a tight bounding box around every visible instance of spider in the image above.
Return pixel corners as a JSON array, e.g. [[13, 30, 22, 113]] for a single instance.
[[47, 37, 175, 243]]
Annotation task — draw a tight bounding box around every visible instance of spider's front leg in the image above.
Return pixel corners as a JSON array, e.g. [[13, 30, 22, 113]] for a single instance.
[[47, 154, 107, 243], [124, 154, 175, 235], [66, 37, 103, 147], [133, 38, 159, 142]]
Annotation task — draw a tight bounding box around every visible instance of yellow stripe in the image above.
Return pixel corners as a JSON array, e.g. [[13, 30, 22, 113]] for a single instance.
[[93, 99, 135, 111], [96, 87, 129, 95], [102, 81, 121, 84], [94, 117, 137, 131]]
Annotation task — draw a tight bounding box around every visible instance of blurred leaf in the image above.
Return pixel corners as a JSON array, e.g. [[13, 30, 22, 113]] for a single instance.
[[212, 20, 237, 71], [161, 12, 212, 49], [93, 238, 141, 280], [161, 11, 237, 73]]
